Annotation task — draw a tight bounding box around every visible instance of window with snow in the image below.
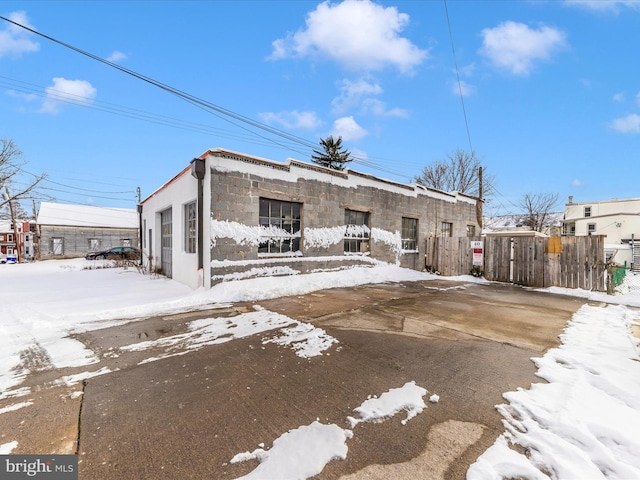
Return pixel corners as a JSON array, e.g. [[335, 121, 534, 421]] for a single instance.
[[441, 222, 453, 237], [401, 217, 418, 251], [184, 201, 197, 254], [344, 209, 370, 253], [258, 198, 301, 255]]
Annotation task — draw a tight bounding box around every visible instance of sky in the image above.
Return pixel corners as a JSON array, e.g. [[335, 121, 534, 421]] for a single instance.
[[1, 0, 640, 216], [0, 258, 639, 478]]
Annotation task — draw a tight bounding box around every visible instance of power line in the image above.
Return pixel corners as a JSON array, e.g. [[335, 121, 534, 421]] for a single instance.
[[443, 0, 474, 153], [0, 15, 427, 183]]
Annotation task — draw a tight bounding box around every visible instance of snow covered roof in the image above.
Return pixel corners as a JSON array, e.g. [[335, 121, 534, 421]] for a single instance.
[[36, 202, 138, 229], [200, 148, 479, 205], [483, 212, 564, 232]]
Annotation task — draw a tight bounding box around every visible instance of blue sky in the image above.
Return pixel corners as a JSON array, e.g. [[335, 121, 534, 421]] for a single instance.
[[1, 0, 639, 215]]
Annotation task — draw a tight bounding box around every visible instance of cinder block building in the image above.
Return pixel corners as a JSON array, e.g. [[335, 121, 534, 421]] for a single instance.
[[140, 148, 481, 289], [37, 202, 139, 260]]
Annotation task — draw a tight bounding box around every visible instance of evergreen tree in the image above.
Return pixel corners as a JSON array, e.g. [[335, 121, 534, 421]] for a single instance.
[[311, 136, 352, 171]]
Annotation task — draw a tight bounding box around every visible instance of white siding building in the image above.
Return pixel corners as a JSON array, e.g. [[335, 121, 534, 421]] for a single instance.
[[563, 196, 640, 267]]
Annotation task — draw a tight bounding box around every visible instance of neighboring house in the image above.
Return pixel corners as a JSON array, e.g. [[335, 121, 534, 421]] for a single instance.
[[563, 196, 640, 267], [37, 202, 139, 260], [141, 148, 481, 289], [483, 213, 563, 237], [0, 220, 32, 261]]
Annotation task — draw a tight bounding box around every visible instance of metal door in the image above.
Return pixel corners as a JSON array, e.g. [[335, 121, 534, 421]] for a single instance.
[[160, 208, 172, 278]]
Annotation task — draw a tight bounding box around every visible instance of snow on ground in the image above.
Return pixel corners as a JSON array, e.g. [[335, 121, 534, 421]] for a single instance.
[[467, 303, 640, 480], [1, 258, 640, 478], [230, 381, 431, 479]]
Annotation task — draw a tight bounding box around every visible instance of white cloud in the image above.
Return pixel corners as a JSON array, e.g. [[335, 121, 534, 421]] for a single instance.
[[332, 78, 383, 113], [331, 116, 368, 141], [565, 0, 640, 12], [0, 11, 39, 57], [613, 92, 625, 103], [611, 113, 640, 133], [106, 50, 127, 63], [5, 89, 38, 102], [362, 98, 408, 118], [258, 110, 323, 130], [40, 78, 97, 114], [331, 78, 407, 117], [572, 178, 585, 187], [479, 21, 567, 76], [452, 79, 477, 97], [269, 0, 428, 74]]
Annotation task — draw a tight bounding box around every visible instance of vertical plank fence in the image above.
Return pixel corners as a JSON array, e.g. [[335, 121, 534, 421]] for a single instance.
[[424, 235, 606, 292]]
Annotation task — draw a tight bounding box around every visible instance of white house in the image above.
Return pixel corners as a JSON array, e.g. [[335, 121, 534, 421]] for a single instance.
[[563, 196, 640, 267]]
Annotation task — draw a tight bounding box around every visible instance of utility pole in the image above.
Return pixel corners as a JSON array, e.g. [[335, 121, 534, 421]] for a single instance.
[[32, 199, 39, 260], [476, 166, 483, 230], [4, 187, 21, 263], [137, 187, 143, 266]]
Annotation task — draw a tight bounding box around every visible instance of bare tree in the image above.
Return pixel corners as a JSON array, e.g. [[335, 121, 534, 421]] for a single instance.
[[0, 138, 46, 210], [311, 136, 352, 171], [413, 149, 494, 199], [518, 192, 560, 232]]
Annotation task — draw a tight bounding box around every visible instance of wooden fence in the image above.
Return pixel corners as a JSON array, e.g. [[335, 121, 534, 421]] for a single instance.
[[425, 235, 606, 291]]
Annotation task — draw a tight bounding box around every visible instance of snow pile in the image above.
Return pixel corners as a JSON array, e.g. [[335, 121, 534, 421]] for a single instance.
[[263, 323, 338, 358], [210, 219, 299, 247], [303, 226, 345, 249], [211, 265, 300, 282], [0, 441, 18, 454], [231, 421, 352, 480], [345, 224, 370, 238], [371, 227, 402, 255], [119, 309, 338, 362], [467, 304, 640, 479], [348, 381, 428, 427], [231, 381, 431, 479]]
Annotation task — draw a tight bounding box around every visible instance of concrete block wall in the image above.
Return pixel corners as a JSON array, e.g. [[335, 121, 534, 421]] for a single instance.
[[208, 156, 479, 275]]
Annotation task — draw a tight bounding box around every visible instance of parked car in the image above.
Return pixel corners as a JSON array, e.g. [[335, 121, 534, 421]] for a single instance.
[[85, 246, 140, 261], [0, 256, 17, 264]]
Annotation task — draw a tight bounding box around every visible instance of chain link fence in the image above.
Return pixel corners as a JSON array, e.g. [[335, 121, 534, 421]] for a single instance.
[[609, 267, 640, 295]]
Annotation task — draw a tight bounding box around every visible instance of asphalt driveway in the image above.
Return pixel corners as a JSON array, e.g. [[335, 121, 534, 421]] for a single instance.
[[75, 280, 584, 479], [0, 279, 587, 479]]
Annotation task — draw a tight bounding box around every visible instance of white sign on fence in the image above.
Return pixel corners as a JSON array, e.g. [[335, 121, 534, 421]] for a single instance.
[[471, 240, 484, 266]]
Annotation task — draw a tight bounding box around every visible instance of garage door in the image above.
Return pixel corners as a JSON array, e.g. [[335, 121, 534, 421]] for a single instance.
[[161, 208, 172, 278]]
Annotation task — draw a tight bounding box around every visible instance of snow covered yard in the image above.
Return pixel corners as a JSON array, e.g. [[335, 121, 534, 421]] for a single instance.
[[0, 259, 639, 479]]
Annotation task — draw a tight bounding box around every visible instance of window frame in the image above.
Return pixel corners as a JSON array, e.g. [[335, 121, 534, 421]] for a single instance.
[[584, 206, 592, 218], [587, 222, 596, 235], [184, 201, 197, 254], [344, 209, 370, 254], [52, 237, 64, 256], [258, 198, 302, 256], [401, 217, 418, 252], [466, 225, 476, 237], [441, 222, 453, 237]]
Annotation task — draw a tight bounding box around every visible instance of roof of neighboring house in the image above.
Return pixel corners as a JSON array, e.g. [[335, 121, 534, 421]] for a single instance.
[[483, 212, 564, 232], [36, 202, 138, 228]]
